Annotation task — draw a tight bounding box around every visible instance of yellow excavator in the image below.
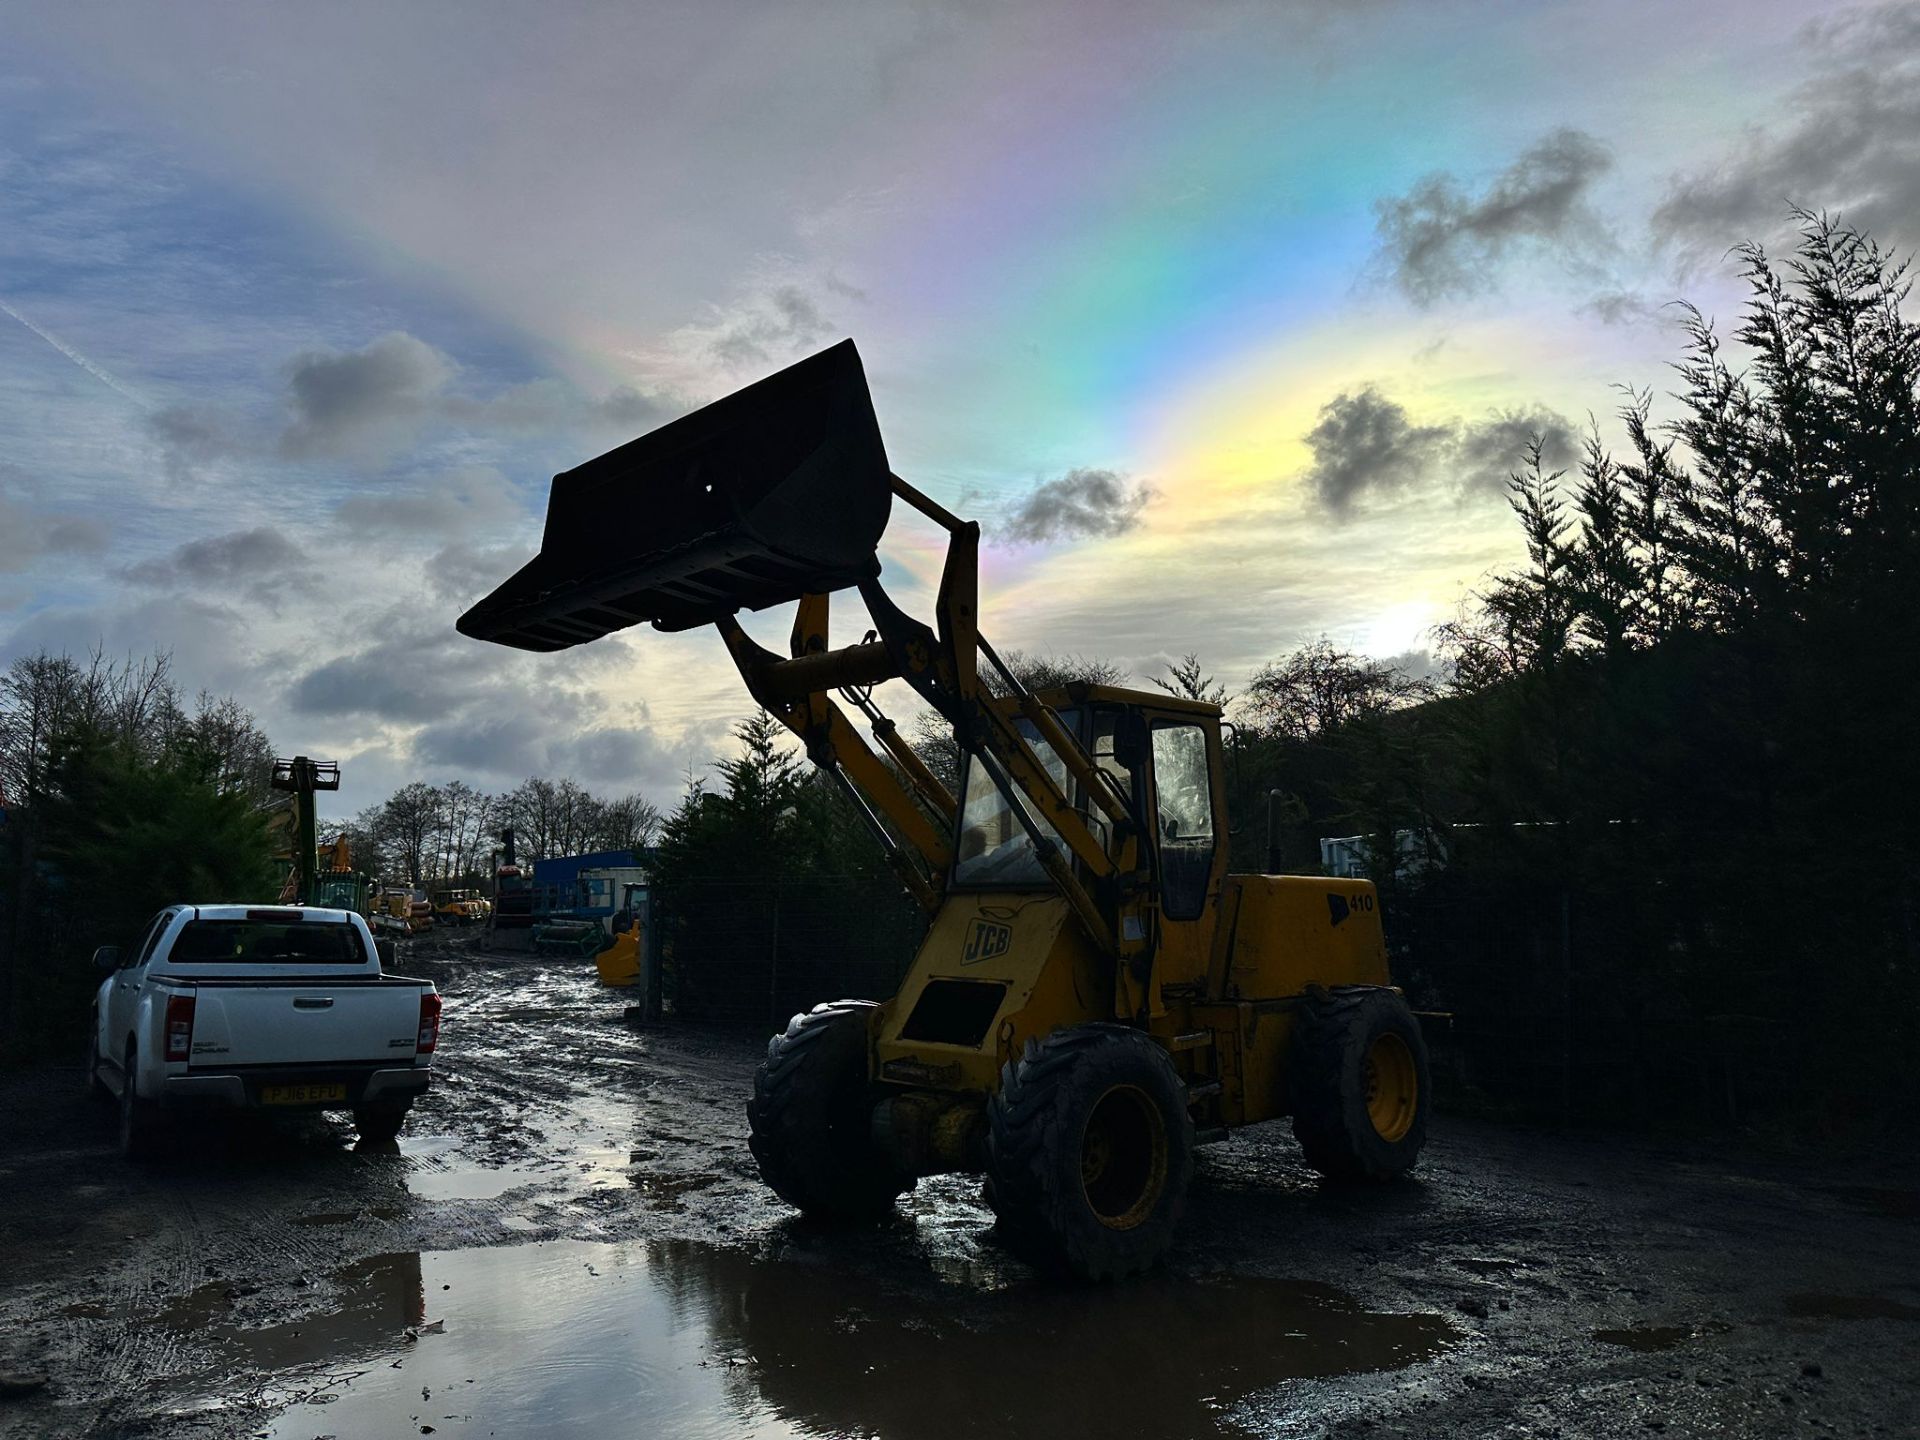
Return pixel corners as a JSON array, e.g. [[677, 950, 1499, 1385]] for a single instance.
[[459, 341, 1430, 1279]]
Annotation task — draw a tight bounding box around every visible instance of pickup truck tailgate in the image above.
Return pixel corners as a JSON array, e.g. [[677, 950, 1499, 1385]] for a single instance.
[[182, 981, 424, 1067]]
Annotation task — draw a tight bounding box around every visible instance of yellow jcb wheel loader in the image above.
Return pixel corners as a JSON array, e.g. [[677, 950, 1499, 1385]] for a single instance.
[[459, 340, 1431, 1280]]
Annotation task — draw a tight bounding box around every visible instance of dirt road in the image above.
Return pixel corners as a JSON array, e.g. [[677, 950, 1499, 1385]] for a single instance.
[[2, 934, 1916, 1439]]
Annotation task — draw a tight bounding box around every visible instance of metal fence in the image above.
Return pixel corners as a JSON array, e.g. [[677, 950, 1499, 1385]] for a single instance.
[[1392, 883, 1818, 1126], [650, 865, 1910, 1127]]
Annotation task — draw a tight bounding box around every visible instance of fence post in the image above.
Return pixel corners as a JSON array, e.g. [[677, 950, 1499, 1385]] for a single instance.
[[1559, 888, 1573, 1127], [766, 882, 782, 1032]]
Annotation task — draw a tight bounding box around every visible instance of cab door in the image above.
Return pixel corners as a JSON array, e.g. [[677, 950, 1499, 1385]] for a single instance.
[[1144, 715, 1228, 993]]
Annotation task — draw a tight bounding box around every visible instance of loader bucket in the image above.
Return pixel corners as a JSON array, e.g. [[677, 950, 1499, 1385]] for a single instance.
[[457, 339, 891, 651]]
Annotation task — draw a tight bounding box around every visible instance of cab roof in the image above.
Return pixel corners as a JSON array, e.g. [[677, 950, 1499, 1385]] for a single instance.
[[1025, 682, 1224, 718]]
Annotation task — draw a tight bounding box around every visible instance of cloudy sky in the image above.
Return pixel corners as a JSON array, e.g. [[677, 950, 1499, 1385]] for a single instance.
[[2, 0, 1913, 809]]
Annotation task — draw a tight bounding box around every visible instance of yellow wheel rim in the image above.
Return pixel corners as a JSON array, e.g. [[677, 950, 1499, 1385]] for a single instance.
[[1363, 1033, 1419, 1143], [1080, 1085, 1168, 1230]]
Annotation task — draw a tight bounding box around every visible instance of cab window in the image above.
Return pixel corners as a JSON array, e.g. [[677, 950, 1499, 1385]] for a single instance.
[[952, 715, 1074, 888], [1150, 724, 1216, 920], [128, 912, 169, 969]]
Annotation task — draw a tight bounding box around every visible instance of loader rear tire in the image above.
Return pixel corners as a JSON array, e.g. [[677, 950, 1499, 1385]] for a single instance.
[[986, 1024, 1193, 1281], [1290, 987, 1429, 1182], [748, 1000, 913, 1223]]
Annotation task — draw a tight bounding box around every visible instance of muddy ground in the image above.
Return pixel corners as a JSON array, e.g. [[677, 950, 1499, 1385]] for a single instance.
[[1, 932, 1916, 1440]]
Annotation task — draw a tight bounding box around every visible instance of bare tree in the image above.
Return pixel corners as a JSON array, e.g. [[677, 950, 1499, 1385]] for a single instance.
[[380, 782, 441, 886], [1243, 638, 1432, 743]]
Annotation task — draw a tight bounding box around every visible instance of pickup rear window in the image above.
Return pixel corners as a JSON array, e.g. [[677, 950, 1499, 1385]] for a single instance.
[[168, 919, 368, 965]]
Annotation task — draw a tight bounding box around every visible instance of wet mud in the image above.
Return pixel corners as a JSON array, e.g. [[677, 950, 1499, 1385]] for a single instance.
[[2, 932, 1917, 1438]]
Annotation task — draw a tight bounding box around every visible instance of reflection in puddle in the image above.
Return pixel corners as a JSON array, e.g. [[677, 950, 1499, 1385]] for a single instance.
[[209, 1240, 1454, 1440], [395, 1133, 547, 1201]]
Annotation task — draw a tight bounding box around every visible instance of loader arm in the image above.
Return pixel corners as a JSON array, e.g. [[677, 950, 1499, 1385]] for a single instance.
[[456, 339, 1161, 1013]]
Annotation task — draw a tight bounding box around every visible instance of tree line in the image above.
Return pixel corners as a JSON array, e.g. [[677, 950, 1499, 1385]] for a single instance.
[[0, 650, 280, 1056], [1224, 210, 1920, 1127], [333, 778, 661, 889]]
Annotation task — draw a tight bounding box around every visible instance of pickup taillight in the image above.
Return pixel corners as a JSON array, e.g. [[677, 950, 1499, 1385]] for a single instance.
[[164, 995, 196, 1062], [417, 993, 441, 1054]]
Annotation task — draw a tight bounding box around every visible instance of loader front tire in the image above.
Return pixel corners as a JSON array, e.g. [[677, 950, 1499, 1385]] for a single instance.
[[748, 1000, 913, 1222], [1290, 987, 1430, 1182], [986, 1024, 1193, 1281]]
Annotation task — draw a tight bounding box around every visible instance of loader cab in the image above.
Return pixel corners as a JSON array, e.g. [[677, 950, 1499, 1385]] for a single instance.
[[948, 687, 1229, 929]]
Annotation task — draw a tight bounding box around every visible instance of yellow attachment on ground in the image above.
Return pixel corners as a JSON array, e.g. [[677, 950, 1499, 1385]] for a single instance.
[[595, 929, 642, 988]]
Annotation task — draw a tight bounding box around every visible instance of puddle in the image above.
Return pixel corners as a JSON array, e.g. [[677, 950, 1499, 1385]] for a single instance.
[[1784, 1293, 1920, 1322], [183, 1240, 1455, 1440], [395, 1134, 548, 1201], [1592, 1321, 1732, 1351]]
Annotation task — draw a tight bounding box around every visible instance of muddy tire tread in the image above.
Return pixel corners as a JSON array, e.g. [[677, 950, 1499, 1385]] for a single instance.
[[1290, 986, 1430, 1182], [986, 1024, 1193, 1281], [747, 999, 912, 1222]]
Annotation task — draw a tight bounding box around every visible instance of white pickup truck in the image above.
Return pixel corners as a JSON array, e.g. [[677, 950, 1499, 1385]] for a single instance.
[[86, 904, 441, 1157]]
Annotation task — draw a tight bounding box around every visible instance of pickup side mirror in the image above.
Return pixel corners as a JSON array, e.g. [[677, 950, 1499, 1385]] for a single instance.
[[92, 945, 122, 974], [374, 938, 396, 971]]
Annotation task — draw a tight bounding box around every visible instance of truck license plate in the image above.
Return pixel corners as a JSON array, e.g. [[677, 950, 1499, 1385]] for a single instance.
[[261, 1083, 347, 1105]]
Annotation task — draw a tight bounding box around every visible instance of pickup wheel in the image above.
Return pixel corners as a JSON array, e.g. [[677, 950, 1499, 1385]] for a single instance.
[[119, 1043, 167, 1160], [354, 1100, 412, 1144]]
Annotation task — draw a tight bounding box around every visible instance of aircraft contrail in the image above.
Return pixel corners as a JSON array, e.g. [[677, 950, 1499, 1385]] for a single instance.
[[0, 296, 146, 408]]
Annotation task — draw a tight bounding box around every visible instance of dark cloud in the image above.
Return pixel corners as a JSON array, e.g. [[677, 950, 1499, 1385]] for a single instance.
[[409, 695, 687, 796], [1303, 388, 1576, 515], [420, 541, 540, 607], [42, 517, 110, 554], [1579, 290, 1663, 327], [122, 526, 316, 601], [146, 404, 247, 476], [1454, 407, 1579, 495], [411, 710, 541, 772], [288, 628, 491, 723], [1001, 468, 1154, 544], [1372, 128, 1615, 303], [1304, 388, 1455, 512], [280, 331, 455, 459], [0, 506, 108, 572], [0, 473, 112, 573], [144, 333, 676, 476], [1653, 5, 1920, 259]]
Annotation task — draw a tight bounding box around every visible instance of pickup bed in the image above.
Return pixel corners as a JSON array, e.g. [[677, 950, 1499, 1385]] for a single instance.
[[87, 904, 440, 1156]]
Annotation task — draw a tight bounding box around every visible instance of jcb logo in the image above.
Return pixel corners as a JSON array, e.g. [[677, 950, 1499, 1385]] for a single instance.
[[962, 918, 1013, 965]]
